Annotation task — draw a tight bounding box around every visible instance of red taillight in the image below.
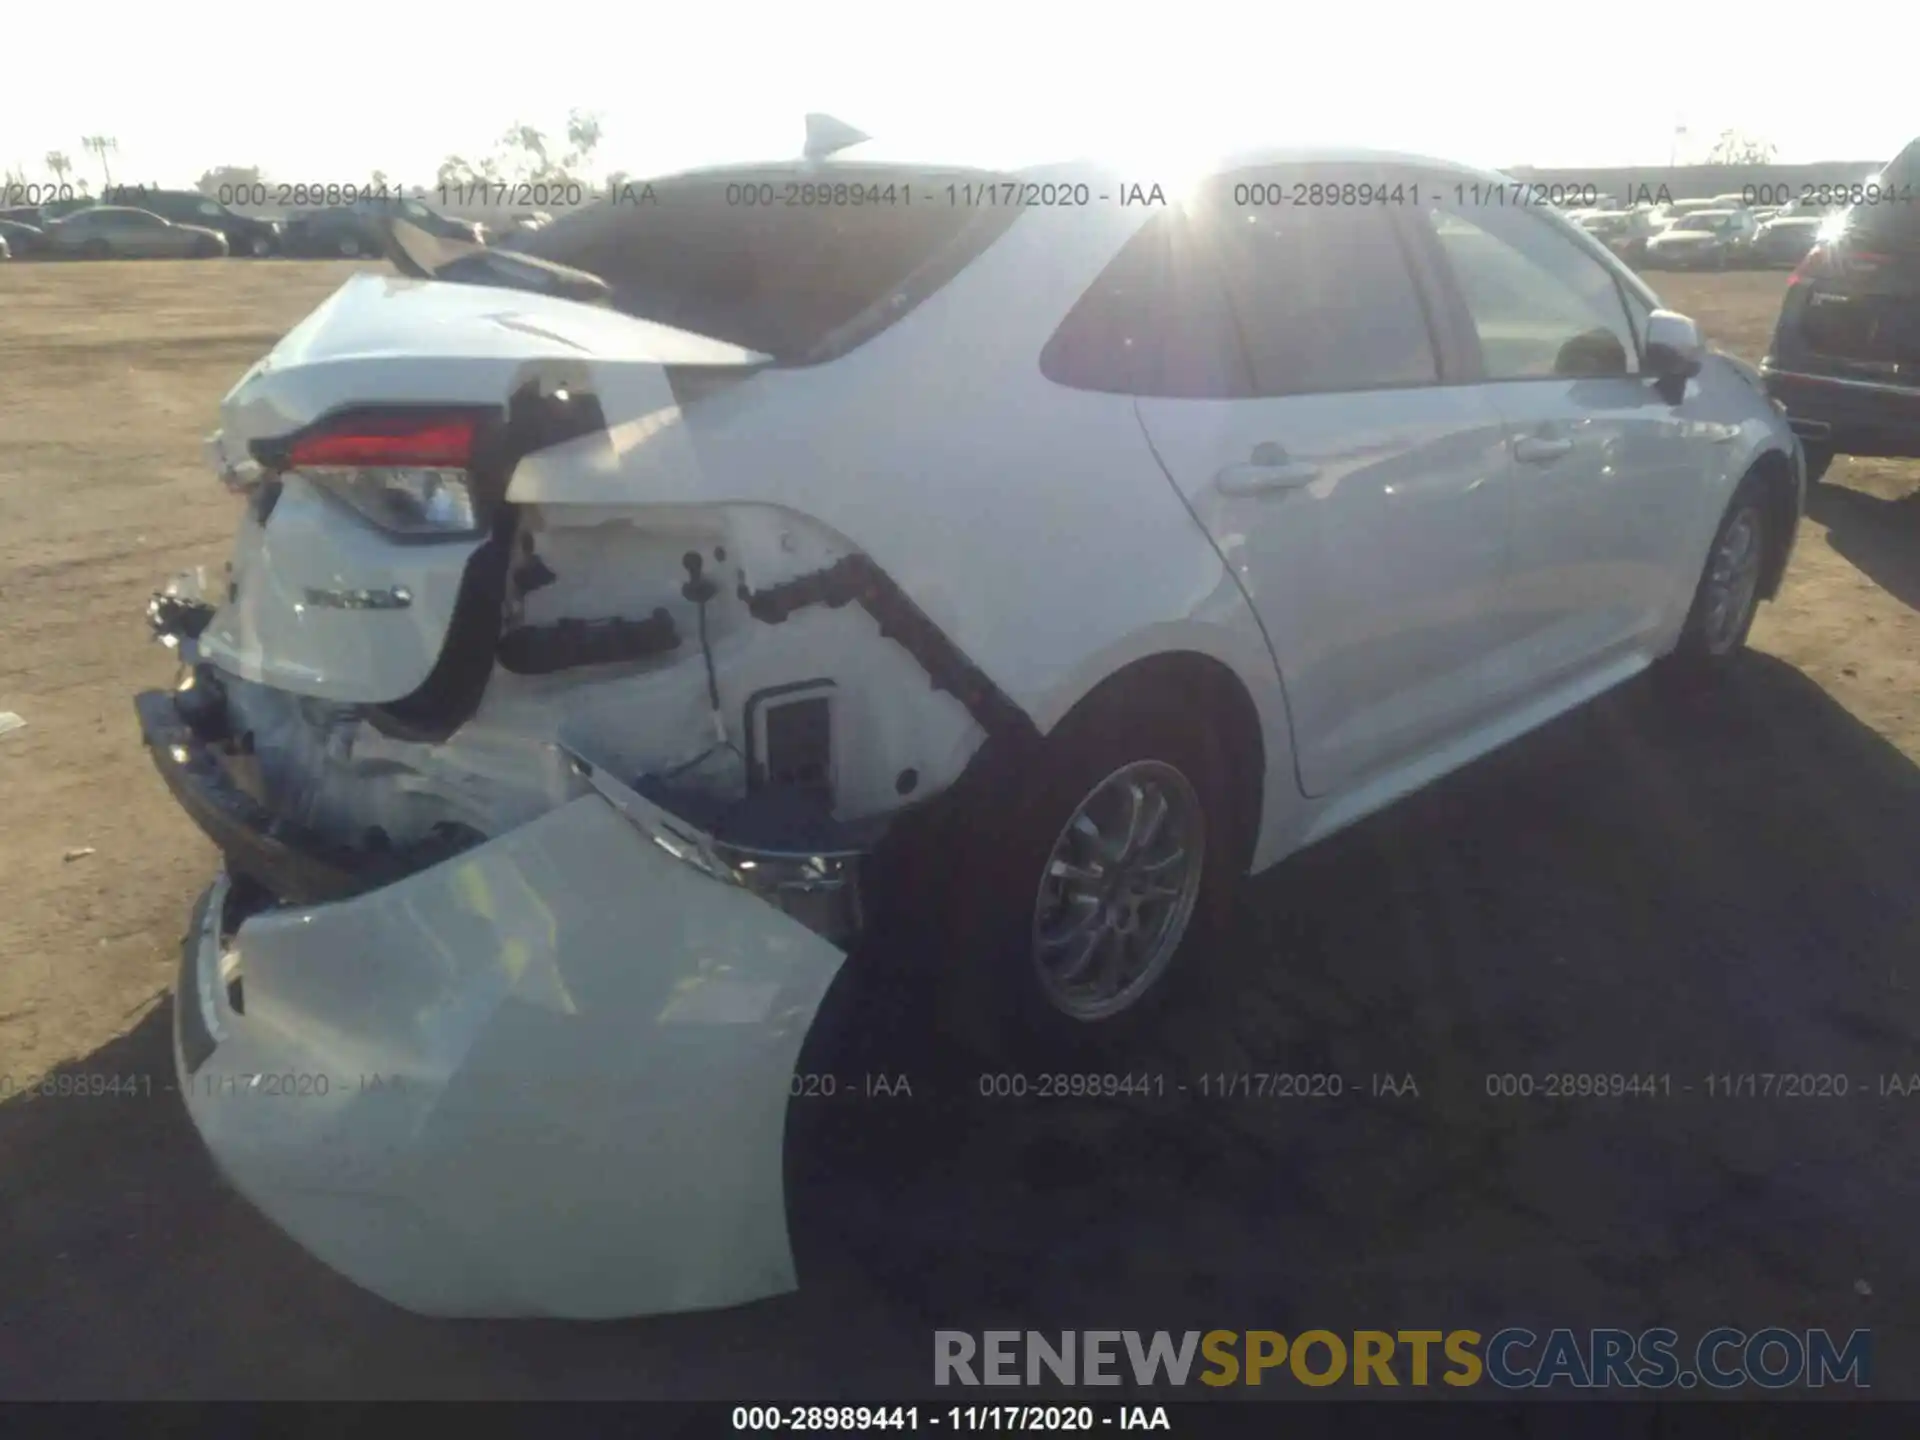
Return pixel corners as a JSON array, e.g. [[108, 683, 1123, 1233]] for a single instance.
[[285, 413, 478, 469], [1787, 245, 1829, 285]]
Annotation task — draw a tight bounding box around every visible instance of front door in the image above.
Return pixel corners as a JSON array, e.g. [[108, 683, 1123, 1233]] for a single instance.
[[1402, 186, 1710, 685]]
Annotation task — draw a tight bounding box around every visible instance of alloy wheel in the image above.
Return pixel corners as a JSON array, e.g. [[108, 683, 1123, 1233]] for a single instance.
[[1030, 759, 1206, 1022], [1701, 506, 1764, 654]]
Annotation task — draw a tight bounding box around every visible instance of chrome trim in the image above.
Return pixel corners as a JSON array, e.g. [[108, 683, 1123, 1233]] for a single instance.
[[556, 736, 865, 944], [301, 586, 414, 611], [1758, 365, 1920, 397]]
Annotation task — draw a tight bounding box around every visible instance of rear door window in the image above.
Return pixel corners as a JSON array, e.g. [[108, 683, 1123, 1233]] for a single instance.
[[1040, 171, 1438, 398], [1039, 211, 1251, 397], [1194, 176, 1439, 397], [518, 168, 1022, 363]]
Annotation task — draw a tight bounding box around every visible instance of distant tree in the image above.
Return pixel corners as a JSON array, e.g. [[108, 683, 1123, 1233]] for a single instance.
[[81, 135, 119, 188], [44, 151, 73, 190], [196, 164, 264, 197], [1704, 130, 1777, 166]]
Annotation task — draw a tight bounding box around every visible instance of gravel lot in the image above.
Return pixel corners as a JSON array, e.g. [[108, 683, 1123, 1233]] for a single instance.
[[0, 261, 1916, 1399]]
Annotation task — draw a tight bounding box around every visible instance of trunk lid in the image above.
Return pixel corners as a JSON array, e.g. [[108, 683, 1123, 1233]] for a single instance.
[[197, 273, 769, 706]]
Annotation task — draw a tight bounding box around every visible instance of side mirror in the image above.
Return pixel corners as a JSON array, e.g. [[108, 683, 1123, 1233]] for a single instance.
[[1644, 310, 1704, 383]]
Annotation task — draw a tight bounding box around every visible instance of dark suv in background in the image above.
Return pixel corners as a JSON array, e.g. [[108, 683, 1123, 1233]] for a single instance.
[[1763, 138, 1920, 484], [281, 195, 486, 257], [102, 188, 282, 256]]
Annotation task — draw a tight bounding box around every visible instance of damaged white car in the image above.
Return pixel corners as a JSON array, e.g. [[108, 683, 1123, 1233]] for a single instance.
[[137, 131, 1804, 1319]]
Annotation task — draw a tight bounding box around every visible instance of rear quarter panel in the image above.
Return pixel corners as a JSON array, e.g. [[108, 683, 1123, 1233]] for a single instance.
[[508, 185, 1303, 867]]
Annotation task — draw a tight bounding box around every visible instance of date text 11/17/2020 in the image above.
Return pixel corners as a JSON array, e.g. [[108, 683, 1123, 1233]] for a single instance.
[[1483, 1073, 1920, 1099]]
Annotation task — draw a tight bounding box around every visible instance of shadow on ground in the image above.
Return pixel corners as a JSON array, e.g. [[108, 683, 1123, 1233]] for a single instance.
[[2, 655, 1915, 1398], [1811, 483, 1920, 615]]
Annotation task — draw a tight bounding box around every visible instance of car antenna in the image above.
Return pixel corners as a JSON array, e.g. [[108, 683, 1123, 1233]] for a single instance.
[[802, 113, 869, 166]]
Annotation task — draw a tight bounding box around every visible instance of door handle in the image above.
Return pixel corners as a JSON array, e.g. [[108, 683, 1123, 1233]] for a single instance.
[[1216, 460, 1321, 494], [1512, 435, 1574, 464], [1216, 443, 1321, 496]]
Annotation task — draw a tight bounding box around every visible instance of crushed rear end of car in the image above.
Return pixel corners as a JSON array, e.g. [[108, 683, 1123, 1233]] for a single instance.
[[132, 172, 1029, 1315]]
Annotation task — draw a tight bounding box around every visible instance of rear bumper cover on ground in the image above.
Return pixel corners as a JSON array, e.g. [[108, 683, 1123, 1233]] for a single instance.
[[168, 793, 848, 1318]]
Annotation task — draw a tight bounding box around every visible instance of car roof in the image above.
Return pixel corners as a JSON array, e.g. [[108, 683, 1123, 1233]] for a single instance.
[[650, 142, 1510, 188]]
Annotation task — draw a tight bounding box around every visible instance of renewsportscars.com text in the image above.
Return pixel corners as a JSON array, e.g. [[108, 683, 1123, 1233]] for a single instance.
[[934, 1328, 1871, 1390]]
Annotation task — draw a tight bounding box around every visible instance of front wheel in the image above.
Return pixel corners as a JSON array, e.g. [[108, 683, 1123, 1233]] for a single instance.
[[1663, 477, 1774, 675], [918, 685, 1249, 1064]]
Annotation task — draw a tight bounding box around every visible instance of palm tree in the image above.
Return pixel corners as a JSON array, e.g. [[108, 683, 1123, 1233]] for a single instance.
[[81, 136, 119, 190], [45, 150, 73, 193]]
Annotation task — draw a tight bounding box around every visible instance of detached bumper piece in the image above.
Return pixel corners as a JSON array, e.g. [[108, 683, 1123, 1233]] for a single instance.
[[134, 681, 478, 907]]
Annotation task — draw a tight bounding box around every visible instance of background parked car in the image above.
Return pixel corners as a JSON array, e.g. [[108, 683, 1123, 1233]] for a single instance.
[[0, 233, 10, 261], [102, 188, 282, 257], [1750, 215, 1825, 268], [1649, 197, 1726, 233], [1763, 134, 1920, 486], [0, 217, 49, 258], [280, 196, 487, 257], [1577, 208, 1659, 265], [1769, 195, 1846, 224], [37, 196, 98, 222], [42, 207, 230, 260], [1642, 209, 1758, 268]]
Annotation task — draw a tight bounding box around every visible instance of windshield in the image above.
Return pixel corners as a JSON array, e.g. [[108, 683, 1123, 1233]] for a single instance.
[[516, 166, 1022, 363]]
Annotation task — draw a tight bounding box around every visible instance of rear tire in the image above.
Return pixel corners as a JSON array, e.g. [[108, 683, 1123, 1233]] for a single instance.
[[1662, 474, 1774, 677], [915, 682, 1250, 1066]]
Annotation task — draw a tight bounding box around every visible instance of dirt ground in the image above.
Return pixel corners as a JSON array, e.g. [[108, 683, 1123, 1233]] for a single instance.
[[1, 261, 1916, 1399]]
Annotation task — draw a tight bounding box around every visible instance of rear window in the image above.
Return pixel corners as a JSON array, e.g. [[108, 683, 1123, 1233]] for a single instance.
[[516, 167, 1021, 363]]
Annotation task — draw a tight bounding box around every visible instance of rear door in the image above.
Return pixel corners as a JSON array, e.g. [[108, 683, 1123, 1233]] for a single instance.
[[1085, 164, 1519, 799], [1401, 182, 1710, 679]]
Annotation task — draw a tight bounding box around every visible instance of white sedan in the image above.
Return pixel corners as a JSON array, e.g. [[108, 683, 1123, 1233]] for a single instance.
[[136, 133, 1803, 1319]]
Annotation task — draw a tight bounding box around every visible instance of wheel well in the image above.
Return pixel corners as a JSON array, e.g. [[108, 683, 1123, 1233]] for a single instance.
[[1052, 651, 1265, 868], [1747, 447, 1797, 599]]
